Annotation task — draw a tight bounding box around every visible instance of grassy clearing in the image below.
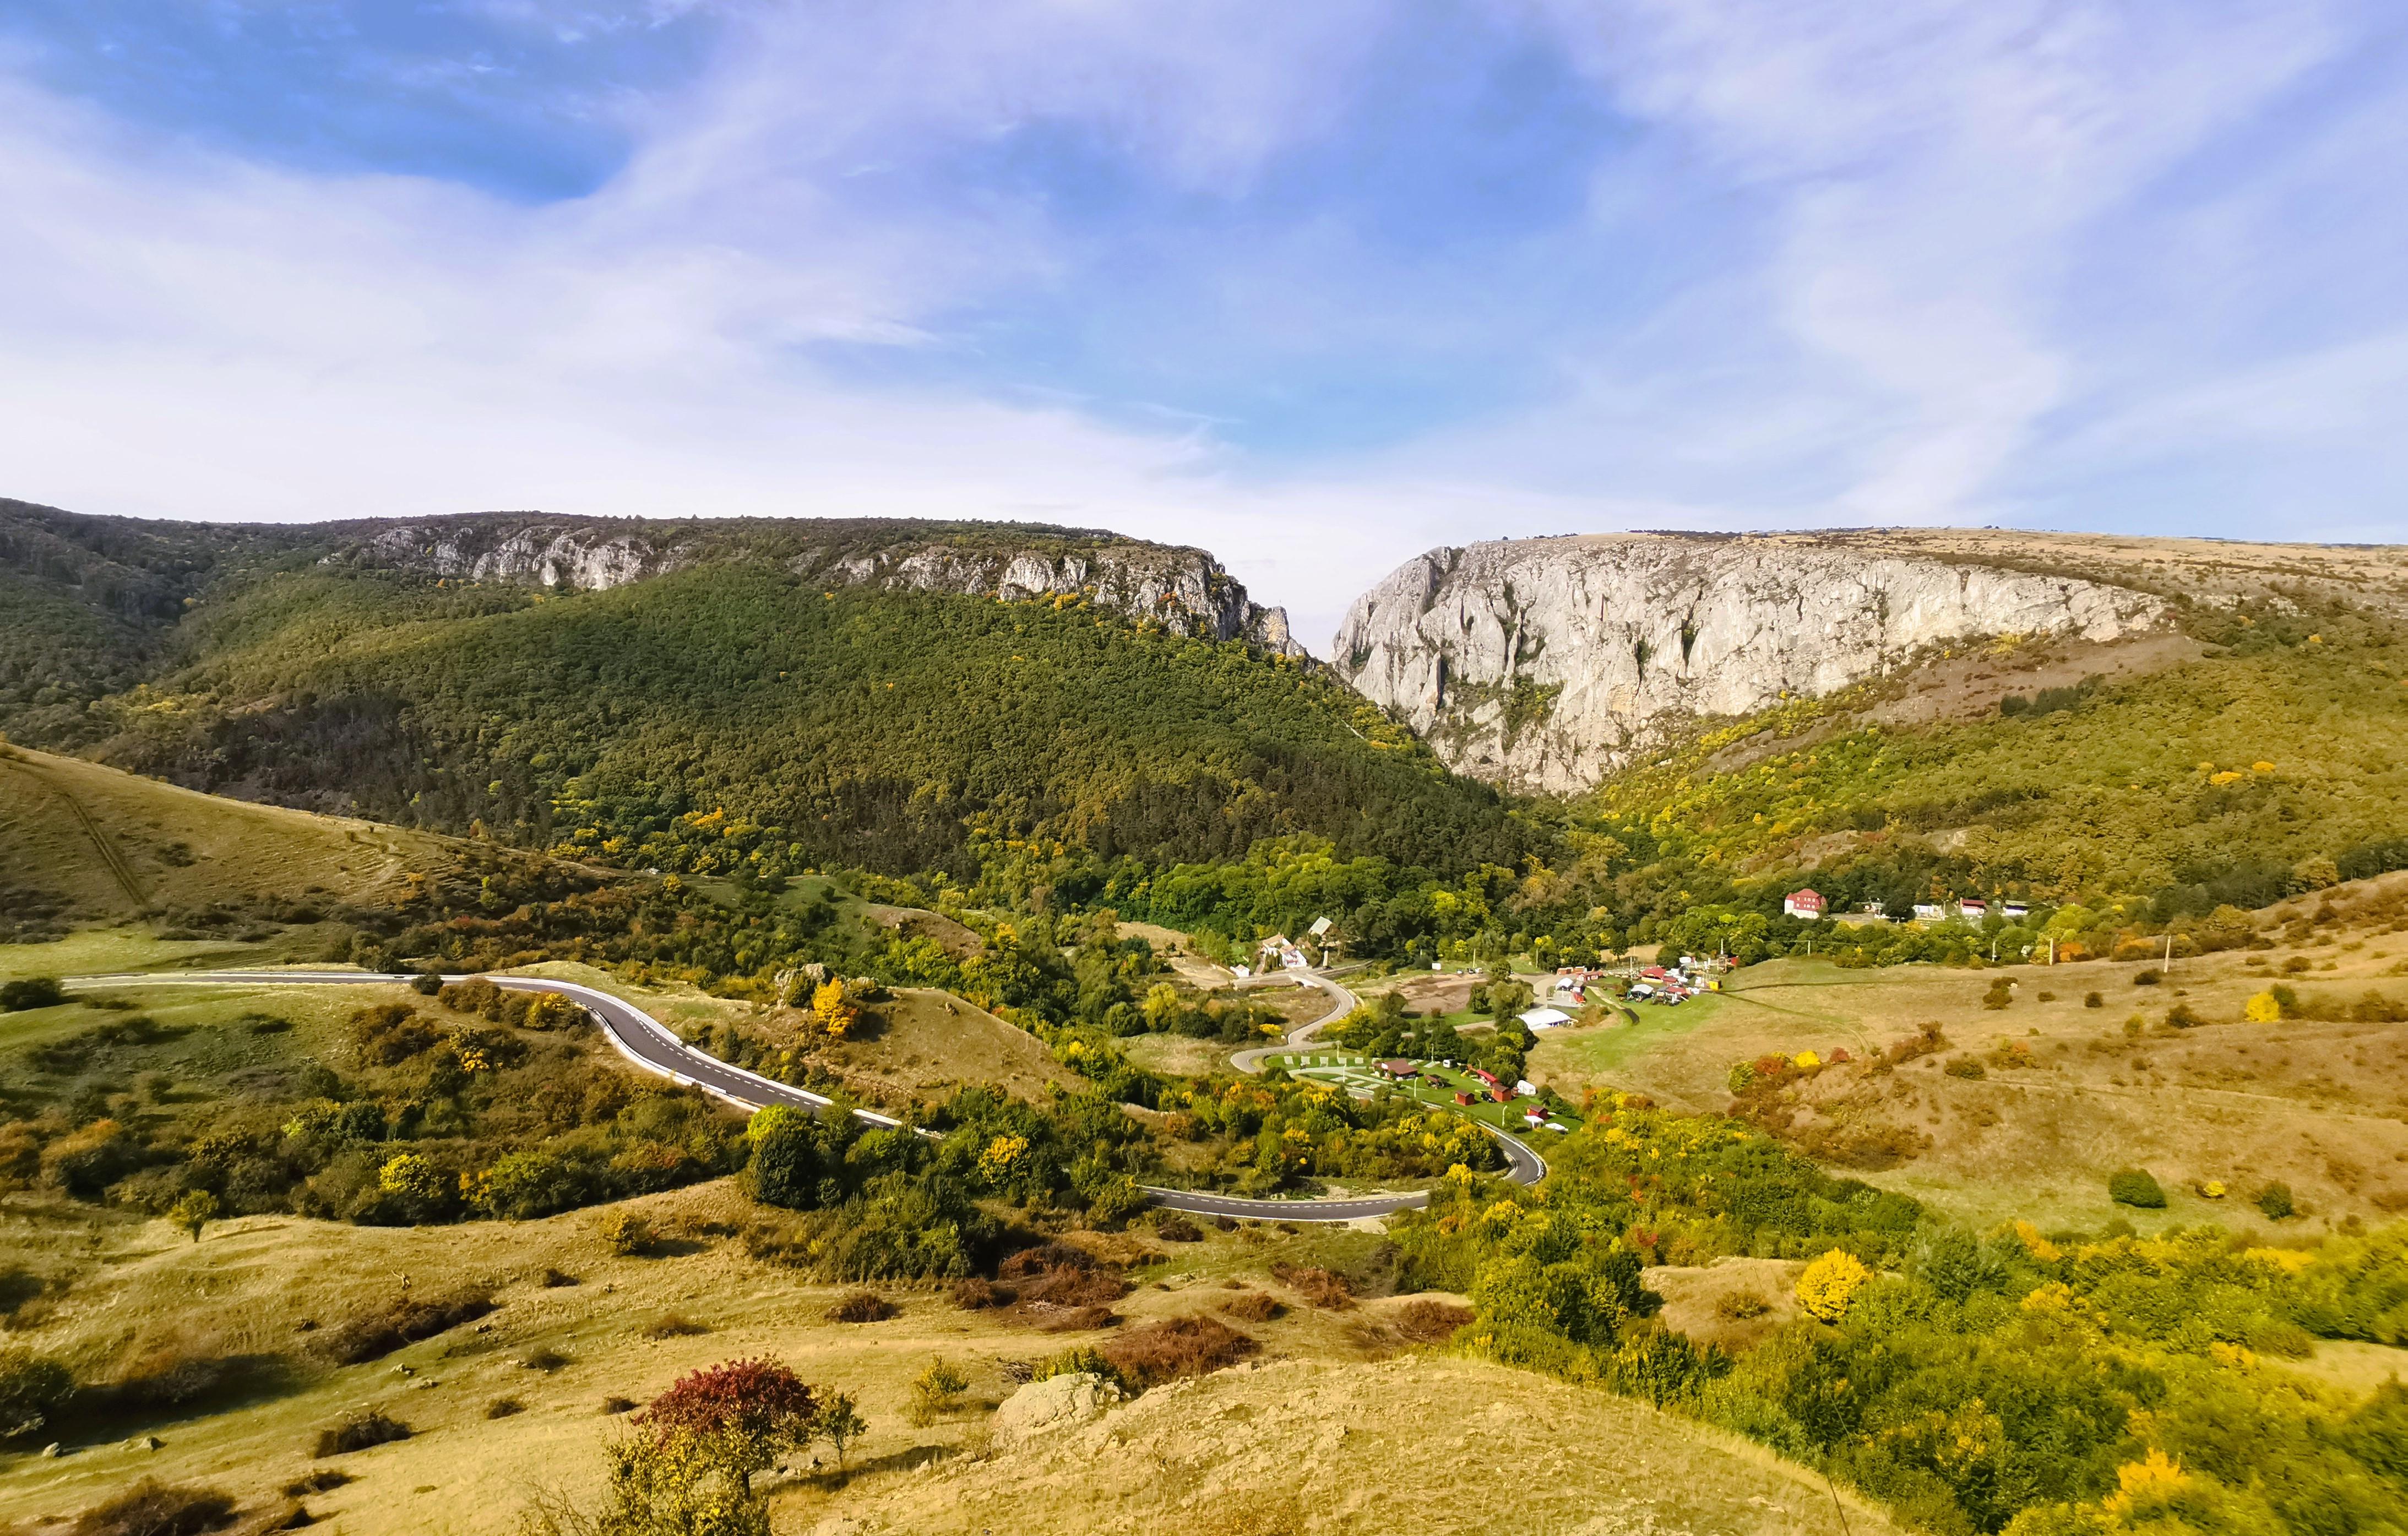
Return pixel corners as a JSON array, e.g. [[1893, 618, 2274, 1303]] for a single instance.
[[1531, 939, 2408, 1230], [0, 746, 453, 929]]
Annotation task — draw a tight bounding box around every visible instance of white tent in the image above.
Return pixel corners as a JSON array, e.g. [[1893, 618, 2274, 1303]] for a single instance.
[[1517, 1006, 1573, 1031]]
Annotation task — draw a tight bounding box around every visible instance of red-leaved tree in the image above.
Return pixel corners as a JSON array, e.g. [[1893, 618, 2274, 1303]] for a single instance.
[[635, 1358, 818, 1490]]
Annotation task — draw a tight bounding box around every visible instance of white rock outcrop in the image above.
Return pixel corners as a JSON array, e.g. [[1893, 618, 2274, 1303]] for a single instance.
[[322, 516, 1303, 656], [1333, 533, 2171, 793], [990, 1372, 1125, 1447]]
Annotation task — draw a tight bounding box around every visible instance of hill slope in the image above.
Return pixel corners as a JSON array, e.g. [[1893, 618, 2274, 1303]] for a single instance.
[[1, 502, 1526, 880]]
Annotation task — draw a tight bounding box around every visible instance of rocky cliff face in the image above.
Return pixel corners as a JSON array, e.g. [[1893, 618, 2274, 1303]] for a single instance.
[[1334, 533, 2172, 793], [322, 515, 1303, 656]]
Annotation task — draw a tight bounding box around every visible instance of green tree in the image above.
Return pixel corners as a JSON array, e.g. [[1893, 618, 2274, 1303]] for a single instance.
[[811, 1391, 865, 1475], [168, 1188, 220, 1243]]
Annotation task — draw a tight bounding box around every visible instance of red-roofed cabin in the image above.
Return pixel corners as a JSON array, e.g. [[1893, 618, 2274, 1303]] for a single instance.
[[1488, 1087, 1513, 1103], [1784, 888, 1827, 919], [1469, 1068, 1499, 1087], [1376, 1059, 1418, 1080], [1454, 1091, 1474, 1105]]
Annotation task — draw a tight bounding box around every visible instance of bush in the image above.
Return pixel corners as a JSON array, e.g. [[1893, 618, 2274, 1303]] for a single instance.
[[0, 978, 66, 1012], [1943, 1057, 1986, 1080], [1794, 1250, 1871, 1323], [1217, 1292, 1284, 1322], [0, 1344, 73, 1439], [1269, 1263, 1353, 1310], [642, 1314, 710, 1340], [949, 1278, 1014, 1310], [2165, 1004, 2206, 1028], [906, 1358, 970, 1425], [485, 1398, 523, 1419], [598, 1210, 653, 1257], [523, 1347, 572, 1372], [1715, 1290, 1772, 1321], [998, 1244, 1130, 1308], [539, 1267, 579, 1288], [600, 1396, 637, 1415], [2084, 992, 2103, 1007], [281, 1470, 350, 1496], [313, 1411, 411, 1456], [825, 1291, 898, 1323], [1153, 1215, 1203, 1243], [312, 1291, 494, 1365], [2109, 1169, 2167, 1208], [2134, 968, 2162, 987], [1100, 1315, 1259, 1387], [68, 1479, 235, 1536], [1389, 1298, 1475, 1343], [2257, 1181, 2296, 1220]]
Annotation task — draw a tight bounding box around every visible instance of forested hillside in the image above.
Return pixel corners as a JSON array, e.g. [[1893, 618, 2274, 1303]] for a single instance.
[[6, 544, 1526, 881]]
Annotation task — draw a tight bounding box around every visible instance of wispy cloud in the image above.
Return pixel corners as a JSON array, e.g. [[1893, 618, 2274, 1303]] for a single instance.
[[0, 1, 2403, 654]]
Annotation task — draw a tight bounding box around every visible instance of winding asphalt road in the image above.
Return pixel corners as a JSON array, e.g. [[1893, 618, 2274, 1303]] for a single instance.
[[64, 967, 1543, 1223]]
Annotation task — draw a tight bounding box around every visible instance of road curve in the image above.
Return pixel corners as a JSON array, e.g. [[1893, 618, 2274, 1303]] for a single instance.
[[1227, 970, 1358, 1075], [64, 967, 1542, 1222]]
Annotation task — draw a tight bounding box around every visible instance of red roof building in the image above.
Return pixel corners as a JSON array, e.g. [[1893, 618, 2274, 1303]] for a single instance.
[[1784, 889, 1827, 919]]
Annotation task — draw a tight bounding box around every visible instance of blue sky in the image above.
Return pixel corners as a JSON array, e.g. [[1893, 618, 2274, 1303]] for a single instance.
[[2, 1, 2403, 647]]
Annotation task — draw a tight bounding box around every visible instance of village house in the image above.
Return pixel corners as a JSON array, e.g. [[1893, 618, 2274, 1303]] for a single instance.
[[1783, 888, 1826, 920], [2002, 901, 2030, 922], [1958, 898, 1988, 922], [1912, 903, 1946, 923]]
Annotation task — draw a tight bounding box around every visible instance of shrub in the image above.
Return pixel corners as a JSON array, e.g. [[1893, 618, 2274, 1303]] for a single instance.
[[598, 1210, 653, 1257], [0, 1345, 73, 1439], [1032, 1345, 1125, 1386], [1981, 978, 2013, 1010], [0, 978, 66, 1012], [1389, 1299, 1474, 1343], [539, 1267, 579, 1288], [600, 1396, 637, 1415], [642, 1314, 710, 1340], [949, 1277, 1014, 1310], [313, 1411, 410, 1456], [1100, 1315, 1259, 1387], [2257, 1182, 2296, 1221], [906, 1358, 970, 1425], [1715, 1290, 1772, 1321], [523, 1347, 571, 1372], [1794, 1250, 1871, 1323], [485, 1398, 523, 1419], [2134, 968, 2162, 987], [1269, 1263, 1354, 1310], [281, 1470, 350, 1496], [2245, 990, 2284, 1023], [2165, 1004, 2206, 1028], [999, 1244, 1130, 1308], [312, 1291, 494, 1365], [635, 1357, 818, 1485], [1217, 1292, 1284, 1322], [2109, 1169, 2167, 1208], [826, 1291, 898, 1323], [68, 1479, 235, 1536], [1943, 1057, 1986, 1080], [1153, 1216, 1204, 1243], [2085, 992, 2103, 1007]]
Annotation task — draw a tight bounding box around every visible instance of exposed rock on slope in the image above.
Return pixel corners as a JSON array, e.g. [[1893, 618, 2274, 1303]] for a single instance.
[[326, 514, 1303, 655], [1334, 533, 2172, 793]]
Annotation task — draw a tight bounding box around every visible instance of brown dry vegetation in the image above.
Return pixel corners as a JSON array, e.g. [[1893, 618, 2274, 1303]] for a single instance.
[[1097, 1314, 1258, 1386]]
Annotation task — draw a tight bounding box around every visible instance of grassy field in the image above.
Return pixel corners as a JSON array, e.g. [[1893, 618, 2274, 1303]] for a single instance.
[[0, 745, 456, 929], [1529, 911, 2408, 1230]]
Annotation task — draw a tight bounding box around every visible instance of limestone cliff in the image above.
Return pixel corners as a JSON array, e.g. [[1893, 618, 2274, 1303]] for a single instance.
[[1333, 533, 2172, 793], [321, 514, 1303, 655]]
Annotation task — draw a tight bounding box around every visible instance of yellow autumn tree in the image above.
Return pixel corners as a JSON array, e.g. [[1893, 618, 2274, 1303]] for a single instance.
[[811, 979, 858, 1041], [1795, 1249, 1872, 1323], [2244, 990, 2283, 1023]]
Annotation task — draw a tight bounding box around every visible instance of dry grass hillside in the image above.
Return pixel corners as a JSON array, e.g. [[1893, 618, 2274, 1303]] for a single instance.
[[0, 743, 457, 937], [1533, 875, 2408, 1230], [817, 1354, 1899, 1536], [0, 1178, 1902, 1536]]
